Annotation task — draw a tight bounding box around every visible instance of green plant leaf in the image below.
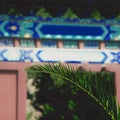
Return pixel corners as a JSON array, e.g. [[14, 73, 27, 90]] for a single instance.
[[27, 63, 118, 120]]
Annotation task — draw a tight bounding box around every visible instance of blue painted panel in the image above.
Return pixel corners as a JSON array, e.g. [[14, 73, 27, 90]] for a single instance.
[[40, 24, 103, 36], [0, 15, 120, 40]]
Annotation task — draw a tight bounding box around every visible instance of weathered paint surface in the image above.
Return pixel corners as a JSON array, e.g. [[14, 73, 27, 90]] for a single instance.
[[0, 62, 28, 120], [0, 47, 120, 64], [0, 15, 120, 40]]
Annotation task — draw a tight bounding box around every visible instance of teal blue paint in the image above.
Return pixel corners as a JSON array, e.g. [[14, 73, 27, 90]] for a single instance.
[[18, 21, 34, 38], [110, 26, 120, 40], [0, 15, 120, 40]]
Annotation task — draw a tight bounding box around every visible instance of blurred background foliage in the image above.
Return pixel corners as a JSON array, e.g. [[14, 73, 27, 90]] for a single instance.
[[27, 63, 118, 120], [6, 7, 120, 20], [1, 0, 120, 20]]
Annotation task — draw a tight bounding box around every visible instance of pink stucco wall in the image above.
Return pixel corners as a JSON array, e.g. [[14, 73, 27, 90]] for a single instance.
[[0, 62, 30, 120], [0, 62, 119, 120]]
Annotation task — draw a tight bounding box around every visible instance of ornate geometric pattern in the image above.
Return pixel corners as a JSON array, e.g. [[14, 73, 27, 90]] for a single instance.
[[0, 47, 120, 64], [0, 15, 120, 40], [111, 52, 120, 63], [19, 50, 33, 62], [0, 49, 8, 61], [1, 15, 120, 25]]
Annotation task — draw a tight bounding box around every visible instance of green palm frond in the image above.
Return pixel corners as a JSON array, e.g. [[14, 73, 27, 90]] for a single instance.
[[27, 63, 118, 120]]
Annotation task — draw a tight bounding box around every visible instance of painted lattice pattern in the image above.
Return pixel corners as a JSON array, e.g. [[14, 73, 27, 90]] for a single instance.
[[0, 15, 120, 40], [0, 48, 119, 64]]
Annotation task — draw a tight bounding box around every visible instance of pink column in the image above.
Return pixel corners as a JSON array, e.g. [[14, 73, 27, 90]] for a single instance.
[[36, 39, 42, 48], [114, 68, 120, 105], [99, 41, 105, 49], [78, 41, 84, 49], [14, 38, 20, 47], [57, 40, 63, 48]]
